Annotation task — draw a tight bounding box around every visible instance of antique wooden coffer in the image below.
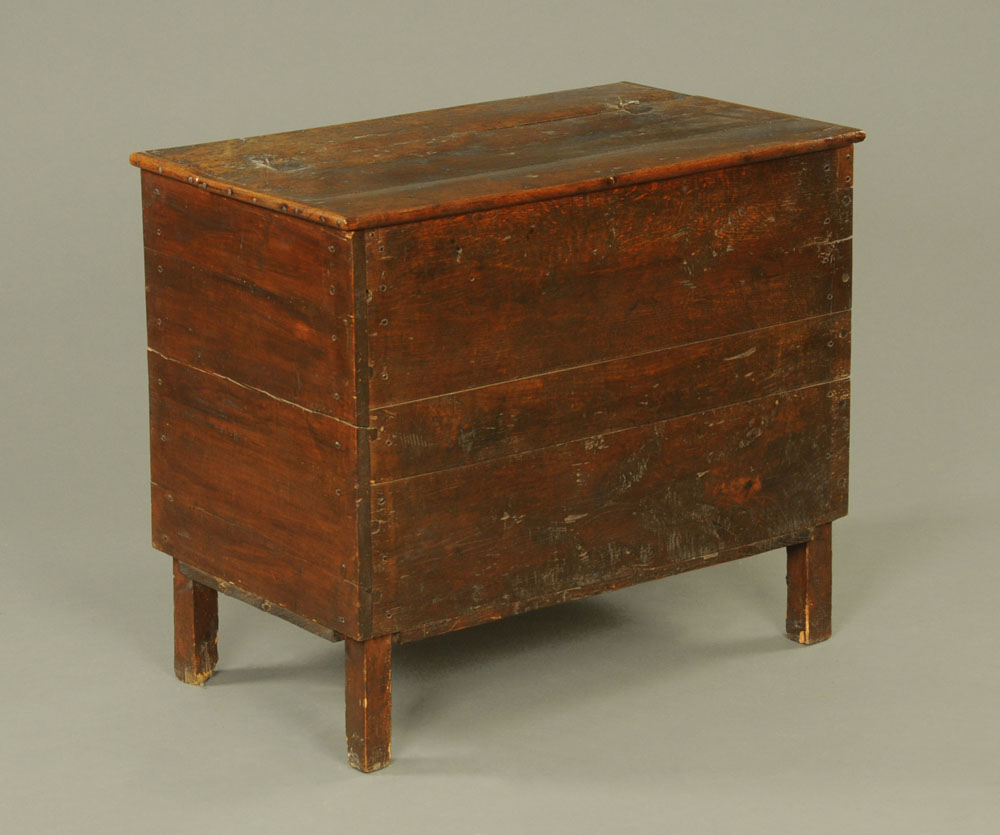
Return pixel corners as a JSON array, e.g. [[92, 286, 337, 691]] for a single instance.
[[130, 82, 864, 771]]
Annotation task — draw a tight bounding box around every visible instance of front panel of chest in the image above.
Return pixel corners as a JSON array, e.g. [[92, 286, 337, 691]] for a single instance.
[[364, 148, 853, 641]]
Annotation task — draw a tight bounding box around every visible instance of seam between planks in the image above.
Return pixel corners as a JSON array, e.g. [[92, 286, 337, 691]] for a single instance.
[[370, 376, 850, 487], [371, 309, 852, 412], [147, 347, 367, 430]]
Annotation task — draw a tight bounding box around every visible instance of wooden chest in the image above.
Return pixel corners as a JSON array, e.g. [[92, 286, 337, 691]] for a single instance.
[[130, 82, 864, 771]]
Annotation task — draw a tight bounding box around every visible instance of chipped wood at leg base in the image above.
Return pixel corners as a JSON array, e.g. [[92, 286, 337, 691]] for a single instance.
[[345, 635, 392, 772], [173, 558, 219, 684], [786, 523, 833, 644]]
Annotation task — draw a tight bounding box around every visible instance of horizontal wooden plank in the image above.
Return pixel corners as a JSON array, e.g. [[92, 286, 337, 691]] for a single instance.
[[158, 495, 357, 636], [392, 528, 819, 643], [148, 351, 363, 635], [142, 171, 359, 422], [371, 380, 849, 638], [367, 150, 853, 406], [371, 312, 850, 481], [326, 118, 857, 230], [131, 83, 862, 229], [178, 561, 344, 643]]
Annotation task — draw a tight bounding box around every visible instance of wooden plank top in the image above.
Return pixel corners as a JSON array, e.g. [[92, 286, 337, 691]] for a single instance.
[[130, 82, 864, 230]]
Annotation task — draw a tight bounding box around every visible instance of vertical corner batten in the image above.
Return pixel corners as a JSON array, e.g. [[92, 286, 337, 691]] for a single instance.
[[352, 231, 375, 639]]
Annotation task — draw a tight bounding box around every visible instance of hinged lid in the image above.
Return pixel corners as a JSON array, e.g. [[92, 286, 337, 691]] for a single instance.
[[130, 82, 864, 230]]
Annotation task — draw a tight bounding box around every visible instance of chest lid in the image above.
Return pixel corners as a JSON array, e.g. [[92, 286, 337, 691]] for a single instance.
[[130, 82, 863, 231]]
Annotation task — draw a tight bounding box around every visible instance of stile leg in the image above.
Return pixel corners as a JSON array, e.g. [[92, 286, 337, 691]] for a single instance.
[[345, 635, 392, 772], [786, 522, 833, 644], [173, 559, 219, 684]]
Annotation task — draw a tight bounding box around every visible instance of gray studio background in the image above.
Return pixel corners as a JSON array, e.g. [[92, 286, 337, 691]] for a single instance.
[[2, 1, 997, 832]]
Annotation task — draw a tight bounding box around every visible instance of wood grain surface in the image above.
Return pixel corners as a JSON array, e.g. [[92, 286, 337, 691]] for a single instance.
[[142, 171, 358, 422], [172, 559, 219, 684], [371, 311, 850, 481], [148, 351, 363, 635], [130, 82, 863, 229], [372, 380, 850, 639], [135, 84, 862, 774], [345, 636, 392, 772], [786, 523, 834, 644], [366, 149, 852, 406], [138, 86, 858, 655]]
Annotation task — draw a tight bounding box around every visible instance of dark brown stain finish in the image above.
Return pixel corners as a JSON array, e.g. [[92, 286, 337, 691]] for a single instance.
[[149, 351, 362, 636], [142, 171, 358, 422], [371, 312, 850, 481], [371, 380, 850, 639], [132, 82, 862, 770], [365, 150, 852, 406], [130, 82, 862, 229], [345, 635, 392, 772], [173, 559, 219, 685], [786, 522, 833, 644]]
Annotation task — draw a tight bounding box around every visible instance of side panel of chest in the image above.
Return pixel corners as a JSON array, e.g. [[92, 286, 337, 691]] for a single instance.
[[142, 173, 366, 636]]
